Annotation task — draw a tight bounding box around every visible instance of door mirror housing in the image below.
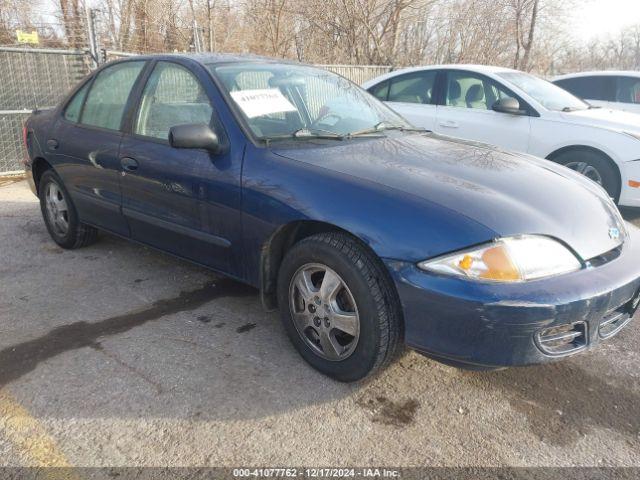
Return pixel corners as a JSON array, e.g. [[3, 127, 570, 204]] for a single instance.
[[492, 97, 526, 115], [169, 124, 223, 154]]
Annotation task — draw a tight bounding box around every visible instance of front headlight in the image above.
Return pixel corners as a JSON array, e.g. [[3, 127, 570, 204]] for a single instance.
[[418, 235, 582, 282]]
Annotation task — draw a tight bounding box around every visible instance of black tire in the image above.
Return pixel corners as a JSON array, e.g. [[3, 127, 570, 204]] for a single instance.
[[277, 232, 402, 382], [553, 149, 620, 202], [39, 170, 98, 249]]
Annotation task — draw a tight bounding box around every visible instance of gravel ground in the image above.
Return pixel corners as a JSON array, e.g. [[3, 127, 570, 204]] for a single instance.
[[0, 178, 639, 467]]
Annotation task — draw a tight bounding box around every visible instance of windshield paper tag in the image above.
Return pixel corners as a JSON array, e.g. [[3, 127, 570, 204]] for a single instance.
[[230, 89, 297, 118]]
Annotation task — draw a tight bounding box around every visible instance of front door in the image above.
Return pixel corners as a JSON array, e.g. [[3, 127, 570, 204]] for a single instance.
[[435, 70, 531, 152], [119, 60, 241, 273]]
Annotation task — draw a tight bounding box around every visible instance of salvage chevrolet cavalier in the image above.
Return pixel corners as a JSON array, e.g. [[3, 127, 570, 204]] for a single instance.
[[24, 54, 640, 381]]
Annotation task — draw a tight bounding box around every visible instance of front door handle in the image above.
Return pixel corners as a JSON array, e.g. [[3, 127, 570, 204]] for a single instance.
[[120, 156, 139, 172], [438, 120, 459, 128], [47, 139, 59, 150]]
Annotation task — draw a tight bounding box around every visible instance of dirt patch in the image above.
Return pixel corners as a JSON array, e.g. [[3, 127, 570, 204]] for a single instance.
[[357, 394, 420, 427], [0, 175, 26, 187], [236, 323, 257, 333]]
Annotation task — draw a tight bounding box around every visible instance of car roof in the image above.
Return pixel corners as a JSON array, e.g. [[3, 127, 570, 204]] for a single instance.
[[361, 64, 520, 87], [553, 71, 640, 80], [114, 52, 297, 66]]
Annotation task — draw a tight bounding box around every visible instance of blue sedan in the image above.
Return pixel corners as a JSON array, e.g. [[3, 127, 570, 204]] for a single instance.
[[23, 54, 640, 381]]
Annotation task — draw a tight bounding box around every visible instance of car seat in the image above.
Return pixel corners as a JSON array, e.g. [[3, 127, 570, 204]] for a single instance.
[[465, 84, 486, 109], [448, 80, 462, 107]]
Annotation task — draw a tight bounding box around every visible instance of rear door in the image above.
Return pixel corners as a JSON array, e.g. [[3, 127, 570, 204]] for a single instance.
[[434, 69, 531, 152], [48, 60, 146, 235], [118, 59, 241, 273], [368, 70, 439, 130]]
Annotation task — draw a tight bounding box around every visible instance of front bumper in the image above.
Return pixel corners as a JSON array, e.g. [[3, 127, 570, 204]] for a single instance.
[[385, 225, 640, 369]]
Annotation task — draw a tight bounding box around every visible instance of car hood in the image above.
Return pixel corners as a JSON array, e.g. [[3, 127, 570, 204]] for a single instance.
[[559, 107, 640, 134], [272, 133, 626, 261]]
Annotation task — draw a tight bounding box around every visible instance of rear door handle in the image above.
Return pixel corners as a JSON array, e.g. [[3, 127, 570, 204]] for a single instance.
[[47, 139, 59, 150], [120, 156, 139, 172], [438, 120, 459, 128]]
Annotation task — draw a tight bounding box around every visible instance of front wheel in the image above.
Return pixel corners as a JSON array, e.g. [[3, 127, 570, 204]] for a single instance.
[[554, 150, 620, 202], [277, 232, 402, 382], [39, 170, 98, 249]]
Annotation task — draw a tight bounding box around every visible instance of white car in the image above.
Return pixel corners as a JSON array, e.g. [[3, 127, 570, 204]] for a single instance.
[[362, 65, 640, 207], [553, 71, 640, 115]]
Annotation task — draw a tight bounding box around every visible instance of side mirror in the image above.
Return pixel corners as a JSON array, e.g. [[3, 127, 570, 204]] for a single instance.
[[492, 97, 526, 115], [169, 124, 222, 154]]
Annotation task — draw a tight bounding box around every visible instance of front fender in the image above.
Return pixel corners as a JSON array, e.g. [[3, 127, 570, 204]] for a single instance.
[[240, 147, 497, 285]]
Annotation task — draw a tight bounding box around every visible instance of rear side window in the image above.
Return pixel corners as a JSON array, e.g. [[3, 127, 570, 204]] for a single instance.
[[368, 80, 389, 101], [81, 61, 145, 131], [615, 77, 640, 104], [388, 71, 437, 104], [554, 76, 613, 101], [64, 81, 90, 123], [134, 62, 213, 140]]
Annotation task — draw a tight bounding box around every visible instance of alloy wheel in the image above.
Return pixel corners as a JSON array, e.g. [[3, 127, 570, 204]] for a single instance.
[[564, 161, 604, 185], [289, 263, 360, 361], [45, 182, 69, 236]]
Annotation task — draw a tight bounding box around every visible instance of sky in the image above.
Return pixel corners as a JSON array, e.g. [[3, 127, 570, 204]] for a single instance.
[[572, 0, 640, 41]]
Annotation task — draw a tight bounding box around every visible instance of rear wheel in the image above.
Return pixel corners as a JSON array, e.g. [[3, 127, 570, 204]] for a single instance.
[[277, 232, 401, 382], [39, 170, 98, 249], [553, 149, 620, 202]]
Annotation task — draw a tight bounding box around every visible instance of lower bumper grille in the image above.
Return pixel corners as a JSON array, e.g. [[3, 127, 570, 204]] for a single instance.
[[599, 303, 635, 339], [535, 322, 587, 356]]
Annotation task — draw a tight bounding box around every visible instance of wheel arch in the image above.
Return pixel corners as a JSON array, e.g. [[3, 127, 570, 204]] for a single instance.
[[31, 157, 54, 196], [259, 220, 398, 314], [546, 145, 621, 199]]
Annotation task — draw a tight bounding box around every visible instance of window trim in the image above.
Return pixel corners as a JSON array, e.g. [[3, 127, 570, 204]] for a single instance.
[[440, 69, 539, 117], [58, 58, 149, 135]]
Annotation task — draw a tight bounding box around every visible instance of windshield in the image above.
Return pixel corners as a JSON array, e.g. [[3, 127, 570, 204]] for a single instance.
[[209, 62, 411, 140], [498, 71, 589, 112]]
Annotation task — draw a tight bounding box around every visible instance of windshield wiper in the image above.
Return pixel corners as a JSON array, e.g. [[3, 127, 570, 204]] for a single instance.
[[264, 123, 427, 145], [291, 127, 345, 139], [346, 122, 428, 137], [264, 127, 346, 145]]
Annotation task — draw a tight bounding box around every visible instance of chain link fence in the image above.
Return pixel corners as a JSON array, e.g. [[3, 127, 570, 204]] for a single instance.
[[0, 47, 90, 173], [0, 11, 391, 174]]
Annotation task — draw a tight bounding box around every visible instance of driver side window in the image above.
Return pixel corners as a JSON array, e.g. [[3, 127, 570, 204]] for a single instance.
[[445, 71, 516, 111], [134, 62, 213, 140]]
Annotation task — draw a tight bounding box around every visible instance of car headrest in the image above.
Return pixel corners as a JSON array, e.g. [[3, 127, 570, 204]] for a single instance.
[[449, 80, 461, 99], [466, 84, 484, 104]]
